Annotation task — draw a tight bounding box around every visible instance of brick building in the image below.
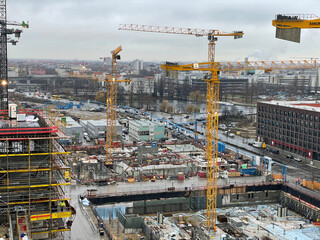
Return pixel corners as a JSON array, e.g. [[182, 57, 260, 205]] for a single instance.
[[257, 101, 320, 163]]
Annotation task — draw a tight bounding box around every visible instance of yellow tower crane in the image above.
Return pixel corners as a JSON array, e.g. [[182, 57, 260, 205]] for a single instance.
[[119, 23, 243, 232], [119, 23, 320, 232], [272, 14, 320, 42], [68, 46, 130, 164], [162, 59, 320, 232], [106, 46, 131, 164]]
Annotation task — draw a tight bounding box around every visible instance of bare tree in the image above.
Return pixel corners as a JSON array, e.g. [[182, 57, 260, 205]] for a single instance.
[[158, 76, 165, 99]]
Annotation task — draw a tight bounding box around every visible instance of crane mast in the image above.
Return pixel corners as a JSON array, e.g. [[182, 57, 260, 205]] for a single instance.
[[69, 47, 130, 165], [106, 45, 122, 163]]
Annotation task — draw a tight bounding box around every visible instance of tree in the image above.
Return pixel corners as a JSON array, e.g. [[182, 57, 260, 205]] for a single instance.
[[186, 104, 200, 113], [181, 81, 191, 101], [250, 82, 254, 104], [167, 105, 174, 113], [129, 84, 134, 107], [245, 81, 249, 103], [152, 80, 157, 98], [160, 100, 168, 112], [158, 76, 165, 99], [189, 90, 205, 102], [117, 86, 126, 106], [230, 105, 238, 115], [166, 78, 175, 100], [95, 91, 105, 102], [176, 102, 185, 113], [289, 75, 299, 96]]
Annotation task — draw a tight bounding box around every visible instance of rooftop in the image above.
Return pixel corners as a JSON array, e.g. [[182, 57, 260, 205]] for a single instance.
[[130, 119, 164, 127], [261, 100, 320, 112], [0, 109, 58, 136], [86, 119, 120, 127], [65, 116, 81, 128]]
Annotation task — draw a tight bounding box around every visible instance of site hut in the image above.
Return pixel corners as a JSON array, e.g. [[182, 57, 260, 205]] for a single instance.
[[61, 116, 83, 144], [86, 119, 122, 139], [128, 119, 165, 141]]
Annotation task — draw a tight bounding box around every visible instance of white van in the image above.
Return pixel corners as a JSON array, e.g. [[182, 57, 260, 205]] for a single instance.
[[252, 142, 263, 148]]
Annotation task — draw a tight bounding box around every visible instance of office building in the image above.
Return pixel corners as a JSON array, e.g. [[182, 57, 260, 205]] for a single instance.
[[257, 101, 320, 165]]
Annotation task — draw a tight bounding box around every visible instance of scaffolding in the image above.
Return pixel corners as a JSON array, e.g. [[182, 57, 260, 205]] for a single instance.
[[0, 109, 74, 239]]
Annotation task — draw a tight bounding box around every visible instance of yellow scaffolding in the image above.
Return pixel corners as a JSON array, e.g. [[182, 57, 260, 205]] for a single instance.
[[0, 124, 74, 238]]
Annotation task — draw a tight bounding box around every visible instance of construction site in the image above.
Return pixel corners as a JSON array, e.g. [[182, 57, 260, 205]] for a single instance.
[[3, 0, 320, 239]]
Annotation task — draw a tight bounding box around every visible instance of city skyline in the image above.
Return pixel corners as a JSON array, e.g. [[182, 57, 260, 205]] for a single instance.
[[7, 0, 320, 62]]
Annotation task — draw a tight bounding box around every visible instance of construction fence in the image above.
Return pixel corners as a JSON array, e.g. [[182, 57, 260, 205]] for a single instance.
[[302, 180, 320, 191]]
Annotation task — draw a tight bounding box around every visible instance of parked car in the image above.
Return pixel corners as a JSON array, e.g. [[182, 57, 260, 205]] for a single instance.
[[286, 154, 294, 159], [294, 157, 302, 162], [252, 142, 263, 148], [272, 149, 279, 154], [228, 133, 235, 138]]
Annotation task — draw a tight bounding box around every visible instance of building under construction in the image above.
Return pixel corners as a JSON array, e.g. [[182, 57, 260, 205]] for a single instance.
[[0, 106, 74, 239]]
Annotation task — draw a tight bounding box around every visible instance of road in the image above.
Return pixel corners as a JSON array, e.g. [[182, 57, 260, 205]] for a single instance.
[[92, 175, 265, 195], [69, 175, 265, 239], [70, 184, 100, 240], [157, 113, 320, 183], [121, 107, 320, 183]]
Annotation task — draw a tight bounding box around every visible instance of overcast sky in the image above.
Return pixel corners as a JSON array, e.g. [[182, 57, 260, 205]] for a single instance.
[[6, 0, 320, 62]]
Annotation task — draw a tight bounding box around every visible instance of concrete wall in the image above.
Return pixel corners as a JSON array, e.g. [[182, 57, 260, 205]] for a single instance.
[[117, 211, 144, 230], [126, 198, 190, 215], [124, 190, 280, 215], [125, 190, 280, 215], [225, 190, 280, 207], [280, 191, 320, 221]]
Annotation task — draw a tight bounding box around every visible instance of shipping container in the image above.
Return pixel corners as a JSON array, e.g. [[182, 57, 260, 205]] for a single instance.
[[240, 168, 257, 176], [203, 141, 225, 153]]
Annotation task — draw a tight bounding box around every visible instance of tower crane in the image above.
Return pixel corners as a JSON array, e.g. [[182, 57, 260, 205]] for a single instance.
[[119, 23, 243, 232], [119, 23, 320, 232], [119, 24, 243, 62], [272, 14, 320, 43], [106, 45, 131, 164], [162, 59, 320, 232], [68, 46, 130, 164]]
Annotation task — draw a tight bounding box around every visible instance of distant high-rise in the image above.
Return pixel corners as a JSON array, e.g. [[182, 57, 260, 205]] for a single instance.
[[132, 59, 143, 75]]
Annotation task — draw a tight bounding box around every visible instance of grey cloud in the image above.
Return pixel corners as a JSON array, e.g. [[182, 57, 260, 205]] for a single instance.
[[6, 0, 320, 61]]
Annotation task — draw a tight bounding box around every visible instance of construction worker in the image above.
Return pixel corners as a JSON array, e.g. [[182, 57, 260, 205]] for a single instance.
[[58, 201, 66, 211]]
